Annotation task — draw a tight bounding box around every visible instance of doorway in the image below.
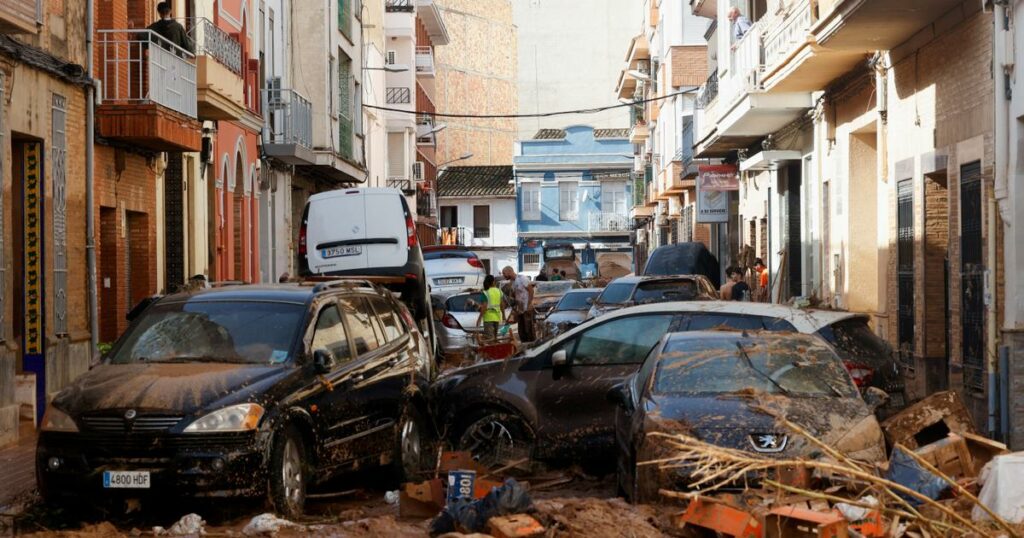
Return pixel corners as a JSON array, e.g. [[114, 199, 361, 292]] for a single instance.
[[12, 139, 46, 423], [959, 161, 984, 393]]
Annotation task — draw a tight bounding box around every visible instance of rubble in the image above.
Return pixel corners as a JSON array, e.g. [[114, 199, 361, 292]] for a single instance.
[[154, 513, 205, 536], [880, 391, 977, 449], [240, 513, 302, 535]]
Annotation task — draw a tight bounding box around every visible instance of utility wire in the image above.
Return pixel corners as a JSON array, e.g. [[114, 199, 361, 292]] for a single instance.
[[363, 88, 698, 119]]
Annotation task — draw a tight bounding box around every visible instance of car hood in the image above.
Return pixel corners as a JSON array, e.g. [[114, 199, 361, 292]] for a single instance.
[[544, 311, 589, 325], [52, 362, 295, 416], [644, 392, 885, 462]]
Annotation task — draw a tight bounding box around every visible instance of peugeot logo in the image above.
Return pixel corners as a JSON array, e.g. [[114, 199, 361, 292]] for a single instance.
[[124, 409, 137, 420], [749, 433, 787, 453]]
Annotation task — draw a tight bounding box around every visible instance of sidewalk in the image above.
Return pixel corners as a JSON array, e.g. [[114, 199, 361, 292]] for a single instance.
[[0, 422, 37, 509]]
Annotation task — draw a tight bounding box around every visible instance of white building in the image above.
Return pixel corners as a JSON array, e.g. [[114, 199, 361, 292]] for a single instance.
[[436, 166, 519, 274], [514, 0, 640, 139]]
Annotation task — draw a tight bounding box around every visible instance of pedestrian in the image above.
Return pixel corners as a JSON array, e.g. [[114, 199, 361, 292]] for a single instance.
[[550, 269, 562, 281], [724, 266, 750, 301], [147, 2, 194, 53], [476, 275, 505, 341], [753, 258, 768, 300], [536, 269, 549, 282], [560, 270, 568, 281], [502, 266, 536, 343], [728, 7, 753, 43], [719, 266, 736, 300]]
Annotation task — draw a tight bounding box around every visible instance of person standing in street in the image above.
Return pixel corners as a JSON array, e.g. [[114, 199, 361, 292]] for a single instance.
[[753, 258, 768, 301], [729, 267, 751, 301], [502, 266, 536, 343], [719, 266, 737, 300], [476, 275, 506, 341], [147, 2, 194, 53]]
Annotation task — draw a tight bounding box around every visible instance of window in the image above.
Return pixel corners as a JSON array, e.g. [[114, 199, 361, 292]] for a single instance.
[[340, 297, 381, 355], [312, 305, 352, 364], [369, 297, 406, 342], [440, 206, 458, 228], [338, 0, 353, 38], [601, 182, 627, 215], [521, 183, 540, 221], [523, 253, 541, 268], [338, 54, 353, 159], [473, 205, 490, 238], [571, 314, 674, 365], [559, 182, 578, 221]]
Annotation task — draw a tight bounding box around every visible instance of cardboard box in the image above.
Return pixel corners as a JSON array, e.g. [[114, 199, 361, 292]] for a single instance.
[[881, 391, 976, 450]]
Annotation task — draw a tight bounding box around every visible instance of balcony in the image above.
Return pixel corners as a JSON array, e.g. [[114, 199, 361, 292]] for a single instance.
[[387, 177, 415, 193], [385, 0, 414, 12], [0, 0, 40, 34], [815, 0, 964, 53], [415, 46, 435, 77], [589, 213, 631, 234], [694, 22, 813, 158], [629, 103, 649, 144], [416, 188, 436, 218], [95, 30, 201, 152], [185, 18, 246, 121], [262, 87, 314, 165], [387, 87, 412, 104], [439, 227, 467, 246]]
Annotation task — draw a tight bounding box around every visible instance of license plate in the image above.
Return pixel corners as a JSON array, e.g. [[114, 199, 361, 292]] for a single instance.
[[321, 245, 362, 259], [436, 277, 464, 285], [103, 470, 150, 489]]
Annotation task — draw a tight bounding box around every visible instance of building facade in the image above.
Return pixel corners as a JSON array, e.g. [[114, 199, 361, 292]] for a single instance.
[[690, 0, 1012, 442], [432, 0, 517, 166], [618, 0, 710, 273], [513, 126, 634, 277], [436, 165, 518, 274]]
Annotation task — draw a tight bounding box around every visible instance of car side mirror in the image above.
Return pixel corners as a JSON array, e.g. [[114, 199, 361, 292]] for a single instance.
[[607, 382, 629, 407], [863, 386, 890, 411], [313, 349, 335, 374], [551, 348, 569, 368]]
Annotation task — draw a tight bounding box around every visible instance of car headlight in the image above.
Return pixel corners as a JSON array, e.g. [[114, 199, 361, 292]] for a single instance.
[[41, 406, 79, 433], [184, 403, 264, 433]]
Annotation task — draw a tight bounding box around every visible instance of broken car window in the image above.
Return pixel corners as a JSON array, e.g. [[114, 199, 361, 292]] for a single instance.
[[573, 314, 674, 365], [596, 282, 634, 305], [554, 291, 601, 311], [632, 280, 698, 304]]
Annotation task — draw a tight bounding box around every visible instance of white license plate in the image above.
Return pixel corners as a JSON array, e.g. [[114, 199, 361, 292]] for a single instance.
[[436, 277, 464, 285], [103, 470, 150, 489], [321, 245, 362, 259]]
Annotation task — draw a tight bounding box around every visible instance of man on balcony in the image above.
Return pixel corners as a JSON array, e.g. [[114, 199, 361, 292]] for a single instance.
[[147, 2, 194, 54], [728, 7, 753, 44]]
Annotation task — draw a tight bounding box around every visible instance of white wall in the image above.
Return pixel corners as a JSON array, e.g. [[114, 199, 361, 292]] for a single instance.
[[514, 0, 640, 138], [437, 197, 518, 248]]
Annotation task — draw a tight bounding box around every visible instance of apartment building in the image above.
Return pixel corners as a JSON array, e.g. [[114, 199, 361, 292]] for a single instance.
[[691, 0, 1007, 440], [513, 126, 634, 277], [0, 0, 93, 444], [618, 0, 710, 272], [436, 166, 518, 274], [432, 0, 517, 166], [383, 0, 449, 243]]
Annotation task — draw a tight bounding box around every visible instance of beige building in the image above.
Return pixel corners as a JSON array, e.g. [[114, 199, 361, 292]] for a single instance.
[[692, 0, 1005, 438], [432, 0, 517, 166]]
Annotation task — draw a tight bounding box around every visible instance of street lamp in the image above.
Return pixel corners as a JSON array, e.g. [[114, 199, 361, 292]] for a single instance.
[[626, 69, 651, 81], [438, 152, 474, 168], [363, 65, 410, 73]]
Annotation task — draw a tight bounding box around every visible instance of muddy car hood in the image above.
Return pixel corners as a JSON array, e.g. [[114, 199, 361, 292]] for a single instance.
[[544, 311, 589, 325], [645, 392, 886, 462], [52, 362, 296, 416]]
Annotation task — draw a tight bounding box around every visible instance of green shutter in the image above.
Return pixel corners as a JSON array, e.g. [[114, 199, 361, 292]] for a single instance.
[[338, 0, 352, 38], [338, 57, 353, 160]]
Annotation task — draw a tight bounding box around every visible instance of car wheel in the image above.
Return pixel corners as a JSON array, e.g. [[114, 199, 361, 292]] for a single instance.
[[268, 425, 307, 519], [395, 406, 430, 482], [457, 411, 533, 469]]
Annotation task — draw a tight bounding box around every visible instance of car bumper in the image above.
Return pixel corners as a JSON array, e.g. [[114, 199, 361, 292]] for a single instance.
[[36, 431, 268, 499]]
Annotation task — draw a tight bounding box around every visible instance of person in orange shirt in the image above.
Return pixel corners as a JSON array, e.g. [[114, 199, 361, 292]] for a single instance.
[[754, 258, 768, 299]]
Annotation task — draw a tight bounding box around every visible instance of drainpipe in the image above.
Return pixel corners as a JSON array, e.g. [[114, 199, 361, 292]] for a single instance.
[[988, 194, 998, 438], [1000, 345, 1011, 443], [86, 0, 98, 359], [991, 1, 1012, 440]]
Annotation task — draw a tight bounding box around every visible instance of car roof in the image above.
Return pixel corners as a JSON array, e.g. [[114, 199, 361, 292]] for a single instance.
[[159, 282, 384, 306], [308, 187, 403, 202], [563, 289, 601, 295], [664, 330, 821, 345], [607, 274, 707, 285], [591, 300, 826, 333]]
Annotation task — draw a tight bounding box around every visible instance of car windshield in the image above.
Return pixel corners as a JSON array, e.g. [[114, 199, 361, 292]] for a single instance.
[[597, 282, 634, 305], [535, 281, 575, 296], [424, 250, 475, 261], [633, 280, 698, 304], [820, 318, 893, 358], [108, 301, 305, 365], [446, 293, 486, 312], [545, 247, 574, 260], [556, 291, 600, 311], [653, 336, 858, 397]]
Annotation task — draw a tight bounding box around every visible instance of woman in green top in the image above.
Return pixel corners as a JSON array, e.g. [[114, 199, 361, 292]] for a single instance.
[[477, 274, 506, 340]]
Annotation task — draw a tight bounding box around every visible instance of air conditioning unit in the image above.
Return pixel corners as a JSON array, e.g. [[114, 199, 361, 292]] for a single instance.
[[412, 161, 425, 182], [386, 50, 397, 65]]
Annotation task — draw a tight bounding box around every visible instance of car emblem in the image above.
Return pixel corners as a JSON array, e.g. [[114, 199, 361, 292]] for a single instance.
[[749, 433, 787, 453], [124, 409, 137, 420], [352, 225, 360, 234]]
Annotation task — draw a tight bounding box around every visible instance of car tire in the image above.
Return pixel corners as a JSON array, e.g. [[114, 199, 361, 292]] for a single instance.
[[456, 410, 533, 470], [268, 425, 308, 519], [395, 406, 430, 483]]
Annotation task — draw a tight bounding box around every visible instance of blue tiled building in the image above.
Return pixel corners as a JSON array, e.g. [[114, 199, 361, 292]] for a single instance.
[[512, 126, 635, 278]]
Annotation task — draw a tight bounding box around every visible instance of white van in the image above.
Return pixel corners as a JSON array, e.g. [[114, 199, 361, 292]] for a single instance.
[[299, 188, 429, 322]]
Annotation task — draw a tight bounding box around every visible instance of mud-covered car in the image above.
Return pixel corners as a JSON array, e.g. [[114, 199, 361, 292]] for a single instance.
[[610, 331, 888, 503], [532, 280, 581, 318], [539, 289, 602, 341], [36, 282, 433, 517], [586, 275, 716, 320]]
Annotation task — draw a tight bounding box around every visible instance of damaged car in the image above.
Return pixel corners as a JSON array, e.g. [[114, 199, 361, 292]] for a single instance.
[[610, 331, 889, 503], [36, 281, 433, 517], [538, 288, 602, 341], [586, 275, 717, 320]]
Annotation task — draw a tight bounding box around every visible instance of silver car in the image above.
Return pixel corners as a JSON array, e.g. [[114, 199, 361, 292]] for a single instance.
[[424, 246, 486, 295], [432, 291, 513, 357], [540, 288, 602, 341]]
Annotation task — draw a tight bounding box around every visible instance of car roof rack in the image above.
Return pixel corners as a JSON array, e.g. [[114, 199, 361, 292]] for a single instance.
[[210, 280, 246, 288]]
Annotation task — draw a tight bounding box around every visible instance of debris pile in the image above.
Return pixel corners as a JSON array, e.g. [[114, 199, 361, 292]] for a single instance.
[[651, 391, 1023, 537]]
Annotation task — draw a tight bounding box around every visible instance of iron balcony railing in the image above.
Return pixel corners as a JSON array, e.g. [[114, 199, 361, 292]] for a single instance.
[[262, 87, 312, 149], [589, 213, 630, 233], [385, 0, 415, 12], [440, 227, 467, 246], [182, 17, 243, 74], [696, 71, 719, 109], [681, 119, 694, 165], [96, 29, 198, 118], [415, 46, 435, 75], [386, 87, 411, 104], [387, 177, 414, 192], [416, 189, 436, 218]]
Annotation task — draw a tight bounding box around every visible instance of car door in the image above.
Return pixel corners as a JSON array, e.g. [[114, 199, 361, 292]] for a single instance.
[[362, 191, 408, 269], [362, 296, 418, 442], [305, 193, 370, 273], [531, 313, 678, 456]]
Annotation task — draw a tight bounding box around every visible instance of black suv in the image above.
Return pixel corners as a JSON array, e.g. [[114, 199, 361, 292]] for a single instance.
[[36, 281, 433, 517]]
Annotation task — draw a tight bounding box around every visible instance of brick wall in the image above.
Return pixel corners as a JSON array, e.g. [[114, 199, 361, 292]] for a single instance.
[[670, 46, 708, 88]]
